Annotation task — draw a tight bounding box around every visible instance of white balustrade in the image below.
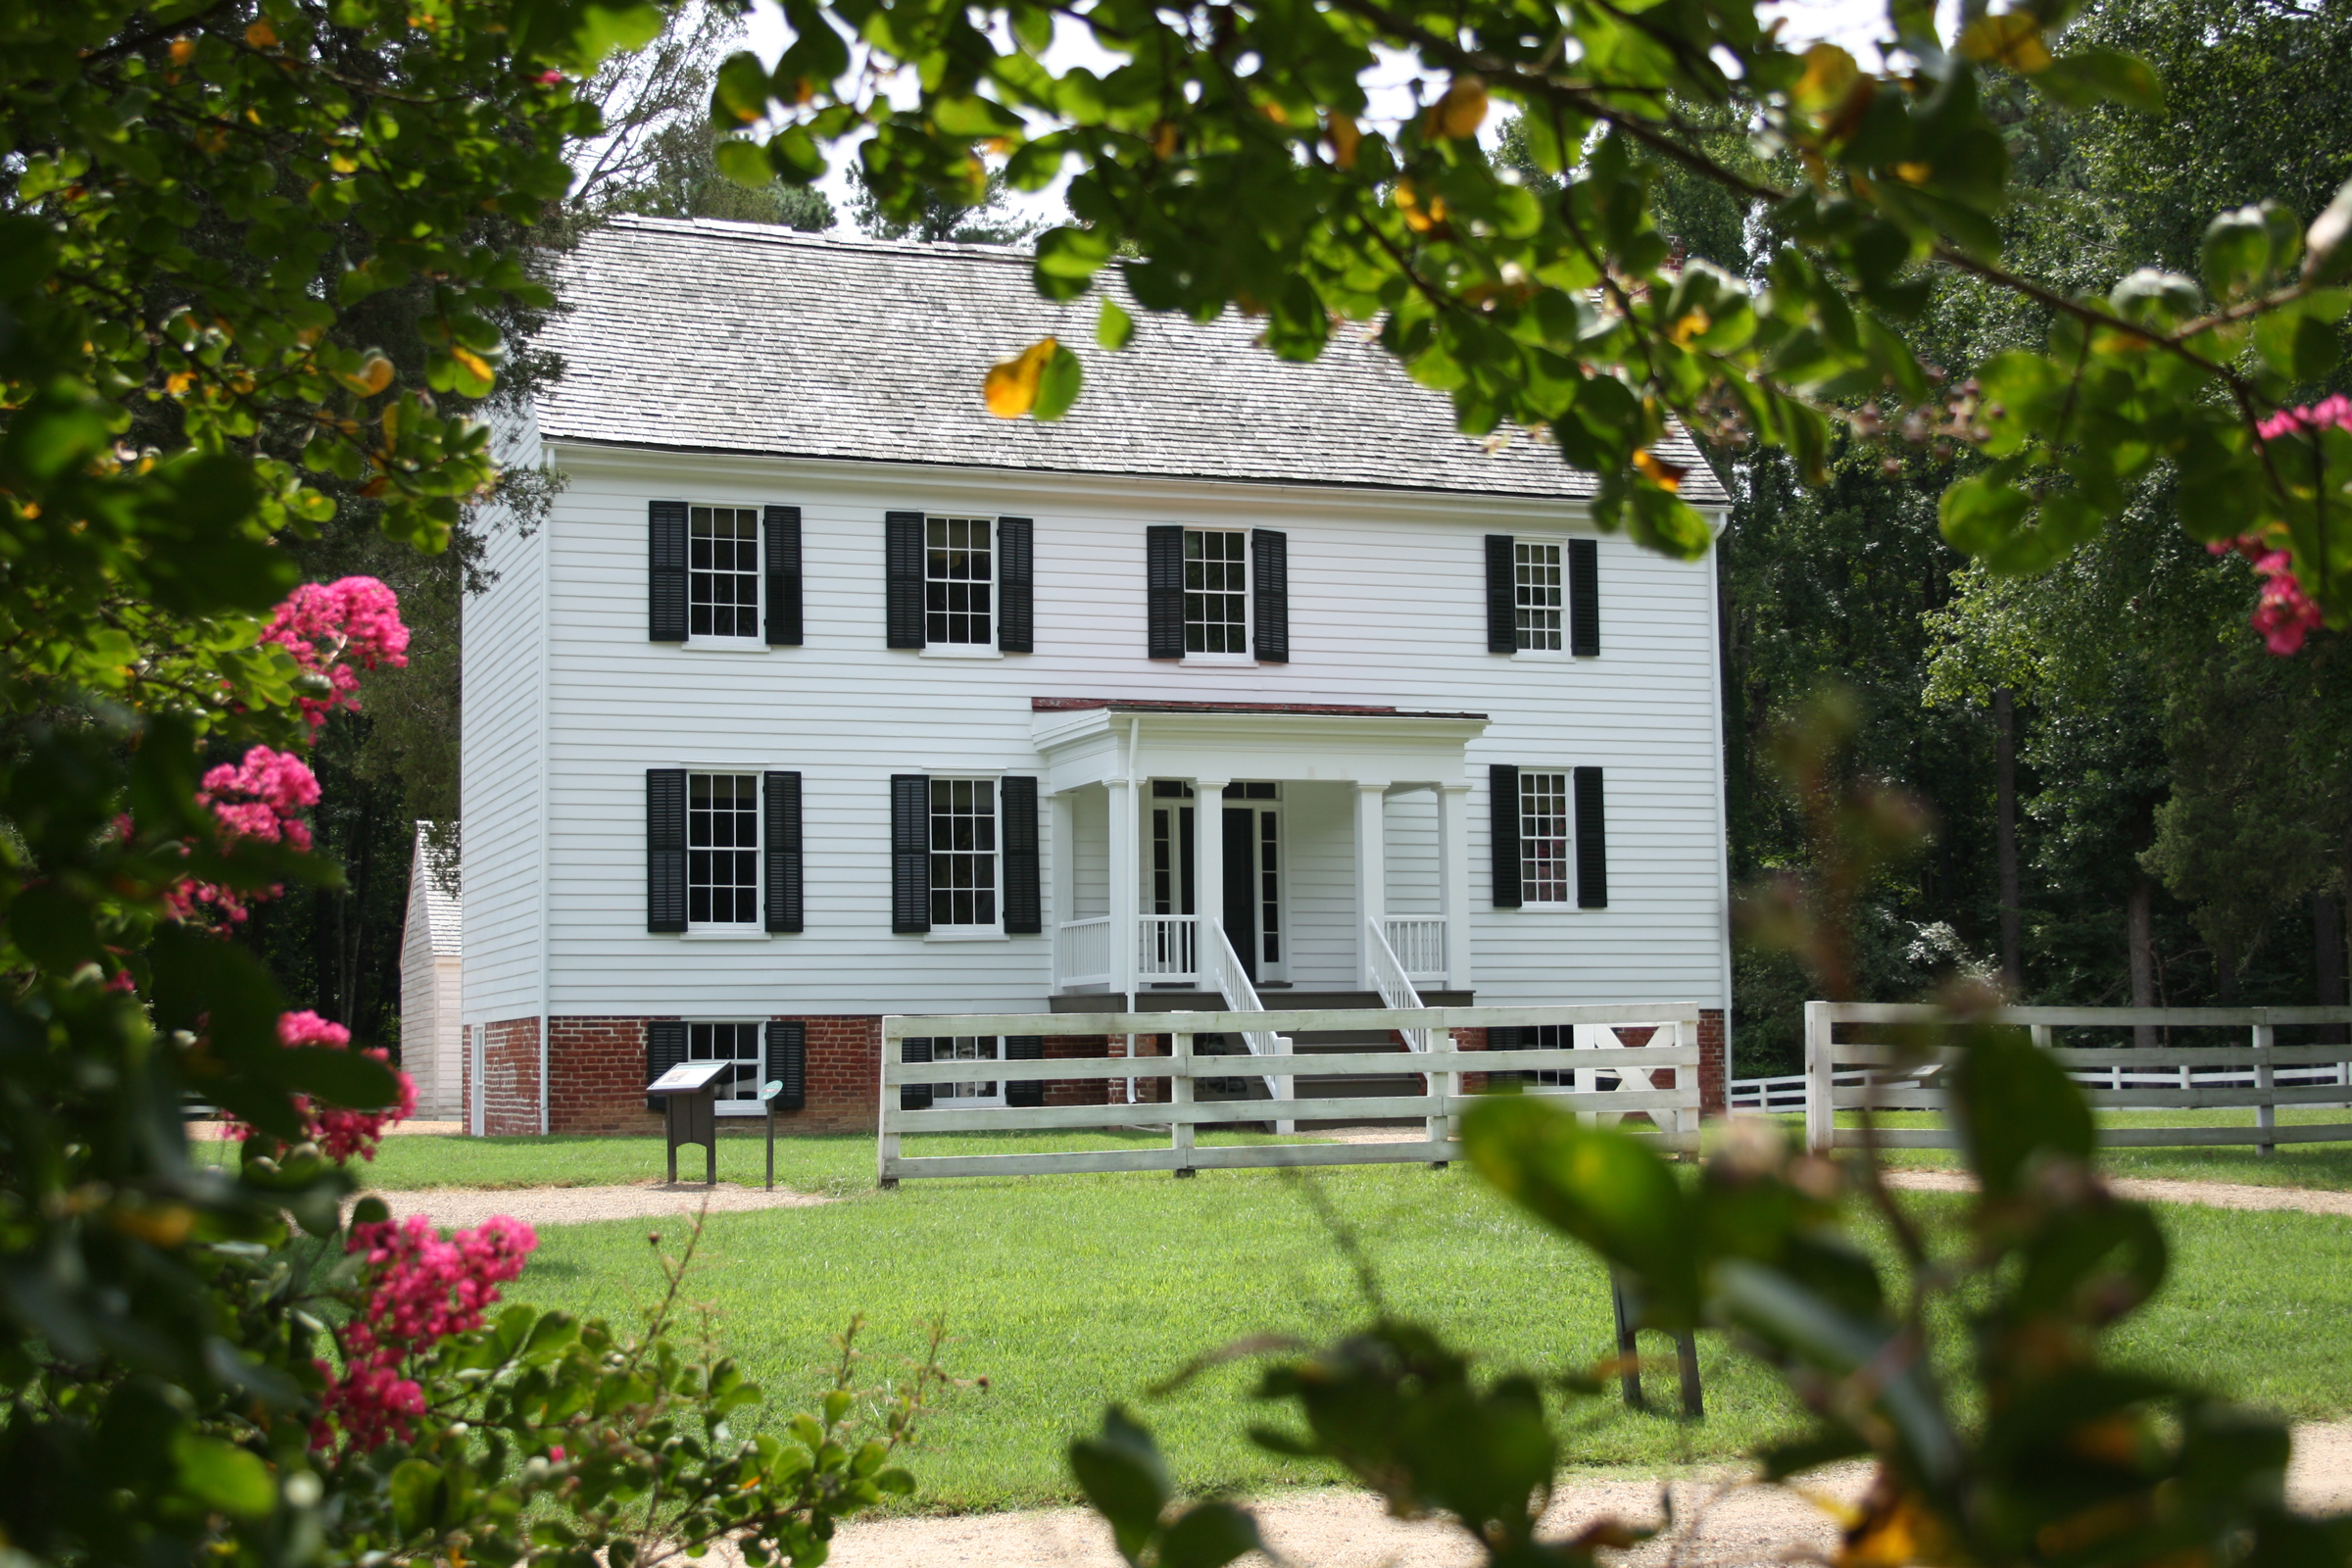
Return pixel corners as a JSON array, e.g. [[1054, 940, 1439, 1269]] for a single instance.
[[1364, 917, 1432, 1052], [1055, 916, 1112, 991], [1382, 917, 1446, 982], [1203, 919, 1293, 1126], [1137, 914, 1199, 984]]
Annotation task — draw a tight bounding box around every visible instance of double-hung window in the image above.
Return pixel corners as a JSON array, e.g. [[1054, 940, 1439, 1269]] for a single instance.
[[1183, 529, 1249, 653], [926, 516, 993, 647], [930, 778, 999, 930], [1513, 542, 1563, 651], [933, 1037, 1004, 1106], [688, 772, 760, 925], [688, 1021, 765, 1111], [1518, 770, 1571, 906], [689, 506, 761, 641]]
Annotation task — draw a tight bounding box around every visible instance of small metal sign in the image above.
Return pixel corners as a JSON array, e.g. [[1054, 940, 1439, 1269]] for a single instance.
[[647, 1060, 731, 1096]]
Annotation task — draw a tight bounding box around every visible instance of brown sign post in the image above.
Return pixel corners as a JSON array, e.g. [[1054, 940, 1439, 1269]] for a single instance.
[[646, 1059, 730, 1186]]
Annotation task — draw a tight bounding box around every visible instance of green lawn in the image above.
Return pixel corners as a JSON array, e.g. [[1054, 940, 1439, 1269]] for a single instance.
[[363, 1131, 2352, 1513], [1819, 1108, 2352, 1191]]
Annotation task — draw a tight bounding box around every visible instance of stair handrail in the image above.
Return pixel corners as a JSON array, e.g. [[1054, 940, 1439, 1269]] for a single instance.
[[1364, 917, 1433, 1052], [1204, 918, 1291, 1107]]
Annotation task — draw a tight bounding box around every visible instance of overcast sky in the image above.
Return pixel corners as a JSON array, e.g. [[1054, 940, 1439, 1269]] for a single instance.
[[734, 0, 1925, 229]]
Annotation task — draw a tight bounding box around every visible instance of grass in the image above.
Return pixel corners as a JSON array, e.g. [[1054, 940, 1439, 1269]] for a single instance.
[[341, 1130, 2352, 1513], [1817, 1108, 2352, 1191]]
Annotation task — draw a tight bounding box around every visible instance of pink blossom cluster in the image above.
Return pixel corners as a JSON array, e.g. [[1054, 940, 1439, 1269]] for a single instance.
[[2256, 393, 2352, 443], [317, 1213, 536, 1452], [258, 575, 410, 730], [199, 746, 321, 852], [2207, 534, 2325, 655], [220, 1010, 417, 1164]]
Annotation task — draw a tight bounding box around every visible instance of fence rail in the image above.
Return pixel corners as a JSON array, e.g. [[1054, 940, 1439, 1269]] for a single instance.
[[878, 1004, 1704, 1184], [1802, 1002, 2352, 1155]]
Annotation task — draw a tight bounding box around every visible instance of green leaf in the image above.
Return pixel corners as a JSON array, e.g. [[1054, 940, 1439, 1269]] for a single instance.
[[1033, 342, 1084, 421], [2034, 49, 2163, 113], [713, 138, 773, 190], [2254, 307, 2341, 384], [1459, 1097, 1702, 1325], [280, 1045, 401, 1109], [2306, 176, 2352, 284], [1159, 1502, 1261, 1568], [1097, 297, 1135, 351], [567, 2, 664, 66], [713, 53, 771, 126], [173, 1434, 274, 1520], [1949, 1023, 2095, 1198], [1069, 1406, 1171, 1563], [2201, 207, 2273, 303], [389, 1457, 441, 1537]]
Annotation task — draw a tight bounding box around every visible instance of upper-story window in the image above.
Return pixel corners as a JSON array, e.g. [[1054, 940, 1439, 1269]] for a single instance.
[[926, 516, 994, 646], [1514, 542, 1563, 651], [690, 507, 761, 640], [689, 771, 760, 924], [1518, 769, 1571, 906], [930, 777, 999, 929], [1184, 529, 1249, 653]]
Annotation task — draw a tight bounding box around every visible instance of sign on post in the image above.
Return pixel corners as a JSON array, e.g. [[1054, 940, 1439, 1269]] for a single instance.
[[647, 1059, 730, 1186]]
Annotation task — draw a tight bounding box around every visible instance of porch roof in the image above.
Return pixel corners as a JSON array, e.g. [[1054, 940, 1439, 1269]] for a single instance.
[[1031, 696, 1490, 793]]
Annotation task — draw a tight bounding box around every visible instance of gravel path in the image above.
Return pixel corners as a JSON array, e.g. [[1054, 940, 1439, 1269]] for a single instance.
[[355, 1180, 828, 1231], [806, 1421, 2352, 1568], [1882, 1167, 2352, 1216]]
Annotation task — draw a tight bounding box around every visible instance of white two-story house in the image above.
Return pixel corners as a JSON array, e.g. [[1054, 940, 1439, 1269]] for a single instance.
[[458, 215, 1734, 1138]]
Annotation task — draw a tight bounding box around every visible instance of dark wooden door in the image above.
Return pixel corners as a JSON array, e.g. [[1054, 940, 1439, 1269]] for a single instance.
[[1222, 807, 1256, 981]]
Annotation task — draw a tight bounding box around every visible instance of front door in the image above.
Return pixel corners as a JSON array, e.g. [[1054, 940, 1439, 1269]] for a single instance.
[[1221, 784, 1283, 984]]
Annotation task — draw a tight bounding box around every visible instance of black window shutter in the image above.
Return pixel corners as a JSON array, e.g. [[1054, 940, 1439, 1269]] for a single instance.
[[1003, 775, 1042, 934], [764, 505, 803, 646], [650, 501, 688, 642], [891, 773, 931, 933], [1574, 766, 1608, 908], [886, 510, 926, 649], [998, 515, 1034, 653], [1489, 763, 1522, 909], [1250, 527, 1290, 662], [1569, 538, 1600, 657], [764, 771, 803, 933], [1005, 1035, 1045, 1107], [1486, 534, 1517, 653], [765, 1019, 807, 1111], [1146, 524, 1184, 659], [900, 1038, 934, 1111], [647, 768, 687, 932], [645, 1019, 687, 1110]]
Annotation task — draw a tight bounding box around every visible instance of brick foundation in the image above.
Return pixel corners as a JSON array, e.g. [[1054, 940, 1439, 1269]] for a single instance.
[[469, 1017, 543, 1136], [1447, 1011, 1729, 1117]]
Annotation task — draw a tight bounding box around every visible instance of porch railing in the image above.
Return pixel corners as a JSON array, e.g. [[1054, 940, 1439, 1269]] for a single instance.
[[1138, 914, 1198, 984], [1056, 916, 1113, 990], [1382, 916, 1446, 983], [1368, 917, 1453, 1146], [1202, 918, 1293, 1126]]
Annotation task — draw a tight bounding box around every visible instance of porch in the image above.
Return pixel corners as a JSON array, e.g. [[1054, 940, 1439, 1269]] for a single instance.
[[1032, 699, 1490, 1017]]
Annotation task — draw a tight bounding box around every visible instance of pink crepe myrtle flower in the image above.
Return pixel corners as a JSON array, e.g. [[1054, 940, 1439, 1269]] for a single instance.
[[2211, 399, 2352, 657], [220, 1010, 417, 1164], [258, 576, 410, 730], [199, 746, 321, 852], [316, 1213, 536, 1452]]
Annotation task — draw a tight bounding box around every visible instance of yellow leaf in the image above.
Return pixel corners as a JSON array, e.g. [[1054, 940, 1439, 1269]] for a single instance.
[[1666, 309, 1712, 346], [985, 338, 1057, 418], [451, 346, 493, 384], [1632, 450, 1687, 492], [1957, 12, 2050, 73], [169, 35, 196, 65], [1326, 112, 1360, 170], [165, 370, 195, 396], [1793, 43, 1859, 113], [341, 354, 395, 396], [1428, 76, 1488, 140], [244, 19, 277, 47], [1152, 121, 1179, 160], [381, 400, 402, 443], [1893, 161, 1932, 183]]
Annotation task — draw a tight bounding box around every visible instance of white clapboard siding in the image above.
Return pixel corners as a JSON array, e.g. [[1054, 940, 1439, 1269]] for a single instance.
[[459, 415, 549, 1023], [497, 443, 1730, 1018], [1384, 786, 1442, 916]]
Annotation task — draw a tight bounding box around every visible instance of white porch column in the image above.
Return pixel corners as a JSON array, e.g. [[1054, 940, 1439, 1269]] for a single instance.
[[1192, 778, 1228, 987], [1108, 777, 1139, 1004], [1438, 783, 1473, 994], [1354, 781, 1389, 990], [1049, 788, 1076, 992]]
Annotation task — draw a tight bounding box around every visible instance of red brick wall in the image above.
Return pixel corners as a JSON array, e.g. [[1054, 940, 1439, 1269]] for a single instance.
[[476, 1017, 542, 1136], [535, 1014, 883, 1136], [1043, 1033, 1112, 1105], [1698, 1008, 1727, 1117], [806, 1015, 881, 1132]]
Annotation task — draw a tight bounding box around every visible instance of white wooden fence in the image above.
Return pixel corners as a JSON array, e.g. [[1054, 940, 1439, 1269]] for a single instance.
[[1802, 1003, 2352, 1155], [877, 1004, 1704, 1184]]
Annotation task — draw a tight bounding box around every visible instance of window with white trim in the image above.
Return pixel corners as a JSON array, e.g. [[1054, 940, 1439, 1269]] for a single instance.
[[689, 506, 760, 639], [929, 777, 999, 929], [1183, 529, 1248, 653], [1519, 770, 1571, 906], [688, 772, 760, 925], [687, 1021, 765, 1112], [1514, 541, 1563, 651], [934, 1037, 1004, 1105], [926, 516, 993, 645]]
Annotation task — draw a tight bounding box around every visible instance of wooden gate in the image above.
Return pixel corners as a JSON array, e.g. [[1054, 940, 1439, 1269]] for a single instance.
[[877, 1004, 1703, 1184]]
